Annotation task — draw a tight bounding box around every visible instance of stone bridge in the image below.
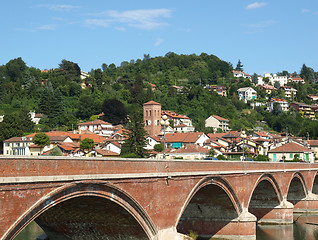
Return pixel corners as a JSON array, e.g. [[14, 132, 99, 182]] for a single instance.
[[1, 156, 318, 240]]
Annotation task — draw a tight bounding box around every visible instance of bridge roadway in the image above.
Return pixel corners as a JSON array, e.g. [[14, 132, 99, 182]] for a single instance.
[[1, 156, 318, 240]]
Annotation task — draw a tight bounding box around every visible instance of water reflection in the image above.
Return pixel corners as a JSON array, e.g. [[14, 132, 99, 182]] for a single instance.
[[257, 214, 318, 240], [14, 221, 44, 240], [14, 215, 318, 240]]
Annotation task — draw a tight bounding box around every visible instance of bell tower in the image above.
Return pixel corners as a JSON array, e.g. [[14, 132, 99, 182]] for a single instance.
[[143, 101, 162, 136]]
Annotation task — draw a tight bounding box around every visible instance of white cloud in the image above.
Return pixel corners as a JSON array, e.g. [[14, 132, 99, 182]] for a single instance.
[[15, 24, 57, 32], [301, 9, 310, 13], [85, 8, 173, 30], [35, 4, 81, 11], [246, 2, 268, 10], [85, 19, 109, 28], [155, 38, 164, 46], [241, 20, 276, 34]]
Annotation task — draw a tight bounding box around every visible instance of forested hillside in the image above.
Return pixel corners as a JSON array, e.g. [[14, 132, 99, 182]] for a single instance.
[[0, 53, 318, 143]]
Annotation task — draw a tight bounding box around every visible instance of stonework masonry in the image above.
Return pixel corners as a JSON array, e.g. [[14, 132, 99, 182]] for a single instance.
[[1, 156, 318, 239]]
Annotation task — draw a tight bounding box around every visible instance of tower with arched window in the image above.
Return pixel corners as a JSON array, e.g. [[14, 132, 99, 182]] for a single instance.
[[143, 101, 162, 136]]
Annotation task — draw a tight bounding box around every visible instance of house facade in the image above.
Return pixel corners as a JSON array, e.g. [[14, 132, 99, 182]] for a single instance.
[[290, 102, 316, 120], [267, 98, 289, 112], [78, 120, 114, 137], [268, 142, 314, 162], [264, 73, 288, 86], [237, 87, 257, 103], [280, 86, 297, 99], [205, 115, 230, 132]]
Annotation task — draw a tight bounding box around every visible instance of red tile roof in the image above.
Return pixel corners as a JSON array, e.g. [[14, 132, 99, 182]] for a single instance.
[[212, 115, 229, 122], [78, 119, 112, 126], [95, 149, 119, 156], [165, 132, 205, 143], [171, 145, 209, 154], [143, 101, 161, 106], [268, 142, 313, 153]]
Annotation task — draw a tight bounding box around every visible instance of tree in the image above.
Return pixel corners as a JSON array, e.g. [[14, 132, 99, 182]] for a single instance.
[[154, 143, 164, 152], [274, 81, 280, 89], [121, 110, 148, 158], [252, 73, 258, 85], [32, 133, 50, 155], [80, 138, 95, 154], [101, 99, 127, 125], [235, 59, 243, 71]]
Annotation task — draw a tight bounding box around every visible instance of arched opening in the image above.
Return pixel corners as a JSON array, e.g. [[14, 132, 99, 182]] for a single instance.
[[287, 175, 307, 205], [311, 174, 318, 195], [7, 181, 155, 240], [177, 181, 240, 239], [248, 179, 281, 221], [34, 196, 149, 240]]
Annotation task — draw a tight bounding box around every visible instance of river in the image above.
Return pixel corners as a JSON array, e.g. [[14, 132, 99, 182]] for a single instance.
[[14, 214, 318, 240]]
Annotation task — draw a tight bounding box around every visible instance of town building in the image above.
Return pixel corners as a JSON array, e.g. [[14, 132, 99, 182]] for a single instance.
[[268, 142, 314, 162], [237, 87, 257, 103], [264, 73, 288, 86], [205, 85, 227, 96], [78, 120, 114, 137], [260, 85, 276, 95], [232, 70, 251, 79], [280, 86, 297, 99], [290, 102, 316, 120], [267, 98, 289, 112], [143, 101, 162, 136], [205, 115, 230, 132], [162, 110, 195, 133]]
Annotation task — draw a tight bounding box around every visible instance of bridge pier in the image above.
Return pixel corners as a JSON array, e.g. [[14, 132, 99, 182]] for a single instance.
[[292, 192, 318, 213], [153, 228, 192, 240], [249, 199, 294, 225], [177, 211, 257, 240]]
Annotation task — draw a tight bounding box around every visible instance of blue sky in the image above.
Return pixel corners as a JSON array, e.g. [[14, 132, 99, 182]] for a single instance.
[[1, 0, 318, 75]]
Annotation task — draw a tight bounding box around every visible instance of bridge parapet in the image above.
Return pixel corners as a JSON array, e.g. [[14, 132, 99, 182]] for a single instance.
[[1, 156, 318, 240]]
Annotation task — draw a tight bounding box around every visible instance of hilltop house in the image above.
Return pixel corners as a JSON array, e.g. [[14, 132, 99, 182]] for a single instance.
[[280, 86, 297, 99], [205, 115, 230, 132], [237, 87, 257, 103], [290, 102, 316, 120], [267, 98, 289, 112]]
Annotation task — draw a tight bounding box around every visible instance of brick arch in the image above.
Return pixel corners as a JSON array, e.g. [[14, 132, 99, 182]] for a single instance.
[[176, 176, 242, 237], [4, 180, 156, 240], [248, 173, 283, 206], [287, 172, 308, 203], [311, 171, 318, 194], [177, 176, 243, 223]]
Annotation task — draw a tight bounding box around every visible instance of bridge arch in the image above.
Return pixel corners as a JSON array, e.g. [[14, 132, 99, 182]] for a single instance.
[[311, 171, 318, 194], [287, 172, 308, 204], [4, 180, 156, 240], [176, 176, 243, 238], [248, 174, 283, 222]]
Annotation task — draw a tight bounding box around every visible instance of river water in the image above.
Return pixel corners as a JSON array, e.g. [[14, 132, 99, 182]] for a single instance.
[[15, 214, 318, 240]]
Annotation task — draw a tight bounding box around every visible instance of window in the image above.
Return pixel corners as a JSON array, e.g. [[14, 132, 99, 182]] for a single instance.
[[290, 154, 293, 158]]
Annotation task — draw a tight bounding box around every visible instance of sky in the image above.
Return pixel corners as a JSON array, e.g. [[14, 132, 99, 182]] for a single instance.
[[1, 0, 318, 75]]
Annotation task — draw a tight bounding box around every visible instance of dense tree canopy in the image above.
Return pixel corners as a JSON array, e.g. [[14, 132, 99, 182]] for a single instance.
[[0, 53, 317, 148]]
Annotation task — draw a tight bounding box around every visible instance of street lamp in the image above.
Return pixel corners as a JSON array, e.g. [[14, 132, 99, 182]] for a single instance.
[[241, 130, 247, 161], [160, 115, 170, 159]]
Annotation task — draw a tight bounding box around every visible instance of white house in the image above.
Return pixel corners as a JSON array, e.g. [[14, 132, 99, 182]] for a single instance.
[[168, 145, 210, 160], [145, 136, 161, 150], [3, 137, 33, 156], [232, 71, 251, 79], [237, 87, 257, 103], [162, 110, 195, 133], [205, 115, 230, 132], [78, 120, 114, 137], [264, 73, 288, 87], [280, 86, 297, 99], [103, 142, 121, 154], [267, 98, 289, 112], [268, 142, 314, 162]]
